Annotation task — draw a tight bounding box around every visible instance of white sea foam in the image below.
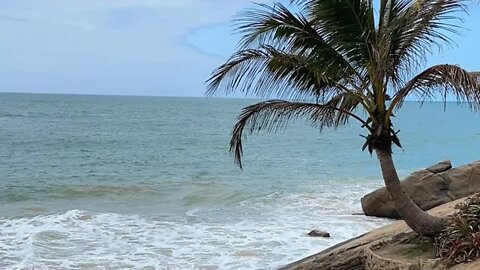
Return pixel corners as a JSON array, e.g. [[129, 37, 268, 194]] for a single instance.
[[0, 186, 391, 270]]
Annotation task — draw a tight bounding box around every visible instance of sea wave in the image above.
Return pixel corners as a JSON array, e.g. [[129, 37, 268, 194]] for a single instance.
[[0, 193, 391, 270]]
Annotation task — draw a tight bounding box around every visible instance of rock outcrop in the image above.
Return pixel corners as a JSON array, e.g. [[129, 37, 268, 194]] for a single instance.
[[361, 160, 480, 218]]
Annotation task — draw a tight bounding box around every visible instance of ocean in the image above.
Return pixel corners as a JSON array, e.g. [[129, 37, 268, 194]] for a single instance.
[[0, 93, 479, 269]]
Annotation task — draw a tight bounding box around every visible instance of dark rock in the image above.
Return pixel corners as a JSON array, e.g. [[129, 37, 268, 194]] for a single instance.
[[308, 230, 330, 238], [361, 160, 480, 219]]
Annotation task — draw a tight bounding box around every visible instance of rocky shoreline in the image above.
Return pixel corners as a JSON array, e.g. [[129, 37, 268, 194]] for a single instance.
[[281, 161, 480, 270], [281, 198, 478, 270]]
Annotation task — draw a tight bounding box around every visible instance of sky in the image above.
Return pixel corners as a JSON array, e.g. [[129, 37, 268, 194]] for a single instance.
[[0, 0, 479, 97]]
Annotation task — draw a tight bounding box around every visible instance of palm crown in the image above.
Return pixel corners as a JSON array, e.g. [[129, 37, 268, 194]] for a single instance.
[[206, 0, 480, 169]]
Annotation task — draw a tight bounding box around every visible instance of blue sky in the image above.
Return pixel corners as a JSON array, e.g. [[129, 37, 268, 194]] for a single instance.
[[0, 0, 479, 97]]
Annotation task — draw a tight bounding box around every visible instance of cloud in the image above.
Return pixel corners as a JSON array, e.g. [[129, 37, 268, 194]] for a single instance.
[[4, 0, 473, 97], [0, 0, 272, 96]]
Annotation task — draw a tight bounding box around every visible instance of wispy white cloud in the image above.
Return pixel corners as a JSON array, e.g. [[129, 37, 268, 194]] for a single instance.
[[0, 0, 272, 96]]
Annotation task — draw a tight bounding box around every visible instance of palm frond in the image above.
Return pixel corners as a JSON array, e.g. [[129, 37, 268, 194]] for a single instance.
[[326, 92, 366, 128], [206, 45, 348, 101], [389, 64, 480, 112], [230, 100, 365, 168], [381, 0, 467, 82], [235, 3, 361, 80], [300, 0, 376, 69], [236, 3, 318, 50]]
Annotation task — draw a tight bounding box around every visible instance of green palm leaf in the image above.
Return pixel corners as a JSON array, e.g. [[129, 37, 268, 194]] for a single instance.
[[390, 64, 480, 112], [235, 3, 364, 82], [380, 0, 467, 82], [206, 45, 348, 100], [230, 100, 365, 168]]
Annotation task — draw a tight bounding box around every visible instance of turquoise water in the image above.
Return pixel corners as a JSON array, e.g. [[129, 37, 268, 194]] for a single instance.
[[0, 93, 479, 269]]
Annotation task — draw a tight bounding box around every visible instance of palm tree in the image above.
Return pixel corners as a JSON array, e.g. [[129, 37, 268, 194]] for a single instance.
[[206, 0, 480, 237]]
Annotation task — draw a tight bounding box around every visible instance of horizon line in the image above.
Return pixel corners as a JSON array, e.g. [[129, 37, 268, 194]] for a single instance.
[[0, 91, 469, 103]]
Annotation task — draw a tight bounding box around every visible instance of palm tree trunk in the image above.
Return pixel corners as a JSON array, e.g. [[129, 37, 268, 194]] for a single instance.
[[375, 148, 446, 237]]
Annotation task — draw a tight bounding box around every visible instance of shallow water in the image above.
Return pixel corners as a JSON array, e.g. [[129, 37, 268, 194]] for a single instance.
[[1, 93, 479, 269]]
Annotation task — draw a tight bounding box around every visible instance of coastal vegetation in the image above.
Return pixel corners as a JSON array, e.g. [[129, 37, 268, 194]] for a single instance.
[[207, 0, 480, 238], [436, 193, 480, 265]]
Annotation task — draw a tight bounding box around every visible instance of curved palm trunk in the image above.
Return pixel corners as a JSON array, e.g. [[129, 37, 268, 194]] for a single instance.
[[375, 149, 446, 237]]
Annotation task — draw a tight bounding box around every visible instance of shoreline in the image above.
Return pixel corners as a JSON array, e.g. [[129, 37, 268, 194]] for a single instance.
[[279, 197, 476, 270]]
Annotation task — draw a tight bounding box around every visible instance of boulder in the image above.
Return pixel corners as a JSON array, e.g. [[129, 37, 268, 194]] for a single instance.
[[426, 161, 453, 174], [361, 160, 480, 219], [307, 230, 330, 238]]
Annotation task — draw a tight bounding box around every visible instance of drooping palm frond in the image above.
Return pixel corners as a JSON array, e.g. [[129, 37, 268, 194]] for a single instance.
[[230, 100, 366, 168], [206, 45, 348, 101], [389, 64, 480, 113]]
